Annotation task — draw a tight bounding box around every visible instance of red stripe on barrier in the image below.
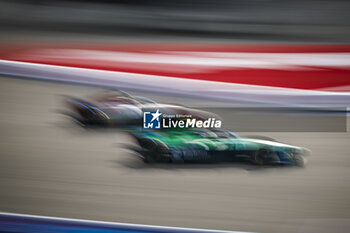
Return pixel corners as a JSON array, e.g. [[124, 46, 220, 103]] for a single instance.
[[1, 43, 350, 90]]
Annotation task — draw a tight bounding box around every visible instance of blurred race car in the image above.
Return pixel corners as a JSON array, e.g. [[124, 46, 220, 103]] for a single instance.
[[129, 129, 310, 166], [63, 90, 219, 128]]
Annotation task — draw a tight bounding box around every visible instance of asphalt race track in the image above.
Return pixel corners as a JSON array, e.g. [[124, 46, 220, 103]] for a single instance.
[[0, 76, 349, 233]]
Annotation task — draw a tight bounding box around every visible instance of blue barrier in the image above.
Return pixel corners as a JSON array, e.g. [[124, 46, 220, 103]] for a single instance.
[[0, 212, 248, 233]]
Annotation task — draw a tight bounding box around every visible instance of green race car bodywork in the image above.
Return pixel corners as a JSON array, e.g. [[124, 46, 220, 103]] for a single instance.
[[129, 129, 310, 166]]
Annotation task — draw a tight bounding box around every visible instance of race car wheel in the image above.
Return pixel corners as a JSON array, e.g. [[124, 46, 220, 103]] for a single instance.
[[138, 138, 158, 163], [139, 138, 157, 150], [168, 149, 185, 164], [139, 138, 169, 163], [253, 149, 277, 165], [292, 153, 305, 167]]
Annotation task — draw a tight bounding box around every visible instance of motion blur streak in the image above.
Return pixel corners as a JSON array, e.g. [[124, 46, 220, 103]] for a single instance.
[[0, 1, 350, 233], [1, 59, 350, 107], [0, 212, 249, 233], [0, 77, 350, 233], [0, 0, 350, 43], [1, 44, 350, 90]]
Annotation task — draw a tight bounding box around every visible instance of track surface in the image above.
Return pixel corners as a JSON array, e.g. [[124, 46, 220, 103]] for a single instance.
[[0, 77, 350, 233]]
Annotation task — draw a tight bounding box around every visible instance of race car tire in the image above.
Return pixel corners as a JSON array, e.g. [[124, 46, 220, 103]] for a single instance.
[[138, 138, 170, 163], [253, 149, 278, 165], [293, 153, 305, 167], [138, 138, 158, 163]]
